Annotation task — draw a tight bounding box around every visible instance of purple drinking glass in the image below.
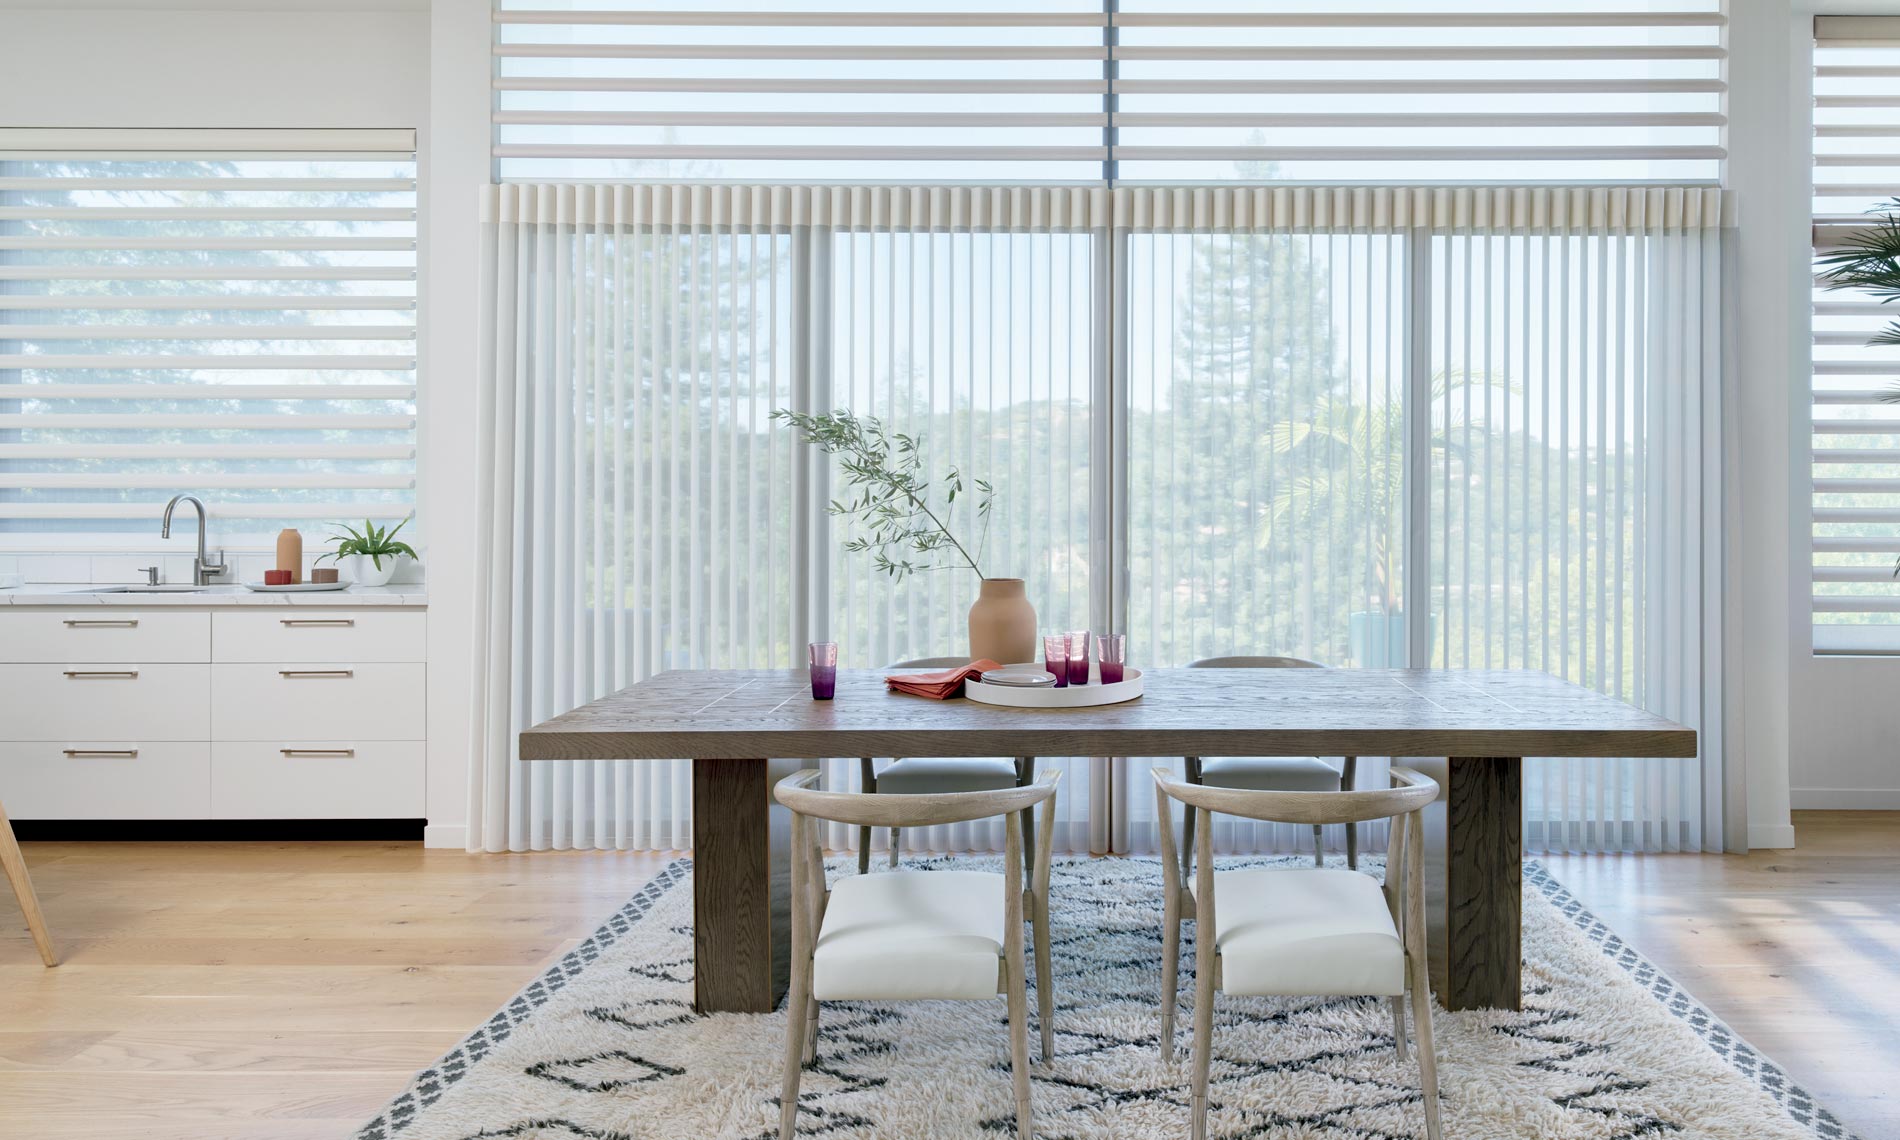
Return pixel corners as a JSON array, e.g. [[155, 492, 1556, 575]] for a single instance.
[[1067, 630, 1091, 686], [809, 641, 838, 700], [1042, 634, 1069, 688], [1096, 633, 1127, 685]]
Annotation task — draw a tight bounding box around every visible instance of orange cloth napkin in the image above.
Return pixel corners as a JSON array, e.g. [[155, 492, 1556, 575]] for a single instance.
[[884, 659, 1001, 700]]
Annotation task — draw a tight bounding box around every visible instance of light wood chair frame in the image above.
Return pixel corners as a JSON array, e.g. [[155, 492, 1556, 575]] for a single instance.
[[858, 657, 1037, 880], [1183, 656, 1358, 873], [775, 768, 1062, 1140], [1153, 767, 1441, 1140], [0, 798, 57, 967]]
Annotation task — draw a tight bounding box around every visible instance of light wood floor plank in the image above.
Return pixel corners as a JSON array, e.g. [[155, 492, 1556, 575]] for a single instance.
[[2, 820, 1895, 1138], [1545, 810, 1900, 1140], [0, 840, 674, 1135]]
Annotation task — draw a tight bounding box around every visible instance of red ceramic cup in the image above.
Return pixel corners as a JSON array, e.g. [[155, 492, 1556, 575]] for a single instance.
[[264, 569, 292, 585]]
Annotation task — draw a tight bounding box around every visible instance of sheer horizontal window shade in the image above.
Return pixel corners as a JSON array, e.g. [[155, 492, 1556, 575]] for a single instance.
[[1813, 19, 1900, 651], [0, 128, 418, 549], [493, 2, 1727, 184]]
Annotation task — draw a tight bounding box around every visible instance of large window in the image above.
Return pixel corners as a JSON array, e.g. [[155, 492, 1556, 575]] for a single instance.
[[1813, 19, 1900, 652], [473, 184, 1731, 855], [492, 1, 1726, 185], [0, 128, 418, 552]]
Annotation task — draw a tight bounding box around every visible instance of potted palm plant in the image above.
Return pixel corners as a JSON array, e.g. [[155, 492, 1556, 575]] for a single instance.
[[317, 517, 417, 588], [1817, 201, 1900, 576], [774, 408, 1030, 662]]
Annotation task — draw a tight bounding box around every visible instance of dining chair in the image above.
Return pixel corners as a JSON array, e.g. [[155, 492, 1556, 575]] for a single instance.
[[0, 798, 58, 967], [1183, 656, 1359, 871], [774, 768, 1061, 1140], [1152, 767, 1442, 1140], [859, 656, 1037, 878]]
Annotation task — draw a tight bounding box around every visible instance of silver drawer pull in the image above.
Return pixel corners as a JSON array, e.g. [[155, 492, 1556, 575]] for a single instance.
[[63, 748, 138, 758], [63, 669, 139, 678], [278, 669, 354, 678], [280, 748, 356, 757], [280, 618, 355, 627], [63, 619, 139, 628]]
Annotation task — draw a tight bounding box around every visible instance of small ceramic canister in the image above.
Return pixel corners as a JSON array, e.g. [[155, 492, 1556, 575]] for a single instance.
[[311, 568, 339, 584], [264, 569, 292, 585]]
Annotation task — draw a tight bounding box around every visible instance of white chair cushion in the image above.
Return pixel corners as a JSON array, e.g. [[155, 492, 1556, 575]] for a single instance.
[[812, 869, 1006, 1001], [1190, 867, 1404, 997], [1198, 756, 1342, 792], [876, 757, 1020, 794]]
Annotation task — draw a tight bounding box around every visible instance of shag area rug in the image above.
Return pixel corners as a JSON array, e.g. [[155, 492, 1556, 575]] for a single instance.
[[357, 856, 1858, 1140]]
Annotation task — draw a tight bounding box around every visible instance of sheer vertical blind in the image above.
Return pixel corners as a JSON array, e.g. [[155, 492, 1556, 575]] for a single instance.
[[1812, 17, 1900, 653], [472, 184, 1733, 855], [492, 1, 1727, 184], [0, 128, 419, 550]]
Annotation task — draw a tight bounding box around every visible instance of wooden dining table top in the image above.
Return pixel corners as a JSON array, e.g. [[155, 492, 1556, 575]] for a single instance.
[[518, 667, 1697, 761]]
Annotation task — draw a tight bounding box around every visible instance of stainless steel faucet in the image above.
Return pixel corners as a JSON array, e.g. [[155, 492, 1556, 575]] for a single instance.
[[161, 494, 228, 585]]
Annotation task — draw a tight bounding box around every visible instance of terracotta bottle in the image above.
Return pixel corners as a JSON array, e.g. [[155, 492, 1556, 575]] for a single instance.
[[967, 577, 1037, 664], [275, 528, 303, 585]]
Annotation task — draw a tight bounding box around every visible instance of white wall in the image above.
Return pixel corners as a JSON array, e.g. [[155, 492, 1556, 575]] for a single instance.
[[0, 7, 426, 128], [0, 1, 469, 842], [1748, 0, 1900, 820]]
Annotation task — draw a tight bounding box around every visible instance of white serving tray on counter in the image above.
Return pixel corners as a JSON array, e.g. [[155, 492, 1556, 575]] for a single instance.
[[965, 665, 1143, 708], [242, 581, 352, 593]]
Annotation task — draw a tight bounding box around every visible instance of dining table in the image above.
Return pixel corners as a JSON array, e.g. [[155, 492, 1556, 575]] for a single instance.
[[519, 666, 1696, 1015]]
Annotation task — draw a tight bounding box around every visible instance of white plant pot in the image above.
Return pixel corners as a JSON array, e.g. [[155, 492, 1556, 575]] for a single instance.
[[343, 554, 404, 588]]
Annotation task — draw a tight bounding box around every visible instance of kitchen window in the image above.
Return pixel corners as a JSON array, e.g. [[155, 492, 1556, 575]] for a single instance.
[[0, 127, 418, 552]]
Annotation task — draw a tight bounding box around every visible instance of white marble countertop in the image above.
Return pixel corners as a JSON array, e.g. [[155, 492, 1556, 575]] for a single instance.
[[0, 584, 427, 607]]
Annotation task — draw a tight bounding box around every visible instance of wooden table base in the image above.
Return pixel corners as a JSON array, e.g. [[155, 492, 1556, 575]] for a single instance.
[[691, 757, 800, 1013], [1412, 756, 1523, 1011]]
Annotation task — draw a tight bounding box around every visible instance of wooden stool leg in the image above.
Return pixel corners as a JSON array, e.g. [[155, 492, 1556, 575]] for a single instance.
[[0, 801, 58, 967], [857, 759, 876, 875]]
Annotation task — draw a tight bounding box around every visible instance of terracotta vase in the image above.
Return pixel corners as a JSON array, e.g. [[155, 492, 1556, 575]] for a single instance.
[[967, 577, 1037, 664]]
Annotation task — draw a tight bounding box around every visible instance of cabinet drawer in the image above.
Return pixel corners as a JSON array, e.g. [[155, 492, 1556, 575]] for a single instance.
[[211, 741, 423, 819], [211, 662, 424, 740], [0, 611, 209, 663], [213, 610, 424, 663], [0, 741, 210, 819], [0, 663, 210, 740]]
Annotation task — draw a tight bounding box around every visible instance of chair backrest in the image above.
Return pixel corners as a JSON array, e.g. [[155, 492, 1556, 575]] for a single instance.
[[887, 656, 972, 670], [1188, 655, 1326, 670], [1153, 766, 1435, 828], [777, 767, 1059, 829]]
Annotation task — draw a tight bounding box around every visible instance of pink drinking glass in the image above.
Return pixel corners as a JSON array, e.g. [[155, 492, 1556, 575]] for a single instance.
[[1066, 630, 1091, 686], [808, 641, 838, 700], [1042, 634, 1069, 688], [1096, 633, 1127, 684]]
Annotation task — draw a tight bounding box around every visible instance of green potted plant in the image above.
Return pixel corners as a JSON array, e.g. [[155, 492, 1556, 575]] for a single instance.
[[1817, 201, 1900, 576], [317, 517, 417, 588], [774, 408, 1029, 662]]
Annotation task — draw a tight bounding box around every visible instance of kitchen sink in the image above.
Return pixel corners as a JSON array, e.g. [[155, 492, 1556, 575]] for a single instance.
[[86, 584, 249, 594]]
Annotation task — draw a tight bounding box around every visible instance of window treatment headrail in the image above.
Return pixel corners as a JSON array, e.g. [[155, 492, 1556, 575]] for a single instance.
[[480, 183, 1736, 235]]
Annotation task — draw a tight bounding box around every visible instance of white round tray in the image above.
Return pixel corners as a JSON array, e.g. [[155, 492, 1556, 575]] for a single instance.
[[965, 665, 1143, 708]]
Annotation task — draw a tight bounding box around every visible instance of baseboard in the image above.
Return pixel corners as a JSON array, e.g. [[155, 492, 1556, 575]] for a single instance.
[[10, 819, 426, 842], [423, 823, 468, 849], [1791, 787, 1900, 811], [1748, 822, 1798, 849]]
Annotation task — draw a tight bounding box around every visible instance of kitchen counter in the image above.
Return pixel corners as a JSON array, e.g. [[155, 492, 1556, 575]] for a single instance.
[[0, 584, 426, 607]]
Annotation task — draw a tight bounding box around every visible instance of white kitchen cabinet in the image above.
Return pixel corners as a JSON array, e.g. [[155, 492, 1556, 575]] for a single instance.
[[0, 602, 426, 822], [0, 610, 210, 663], [212, 662, 425, 741], [0, 741, 211, 819], [211, 741, 423, 819], [212, 610, 425, 663], [0, 663, 211, 740]]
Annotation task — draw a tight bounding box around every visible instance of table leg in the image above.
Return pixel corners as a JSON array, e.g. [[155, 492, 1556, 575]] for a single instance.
[[1412, 756, 1522, 1011], [691, 757, 800, 1013]]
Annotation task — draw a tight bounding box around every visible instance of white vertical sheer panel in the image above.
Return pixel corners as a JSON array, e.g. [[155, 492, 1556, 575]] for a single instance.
[[1427, 187, 1728, 854], [1117, 207, 1407, 856], [471, 184, 795, 851], [471, 184, 1730, 857]]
